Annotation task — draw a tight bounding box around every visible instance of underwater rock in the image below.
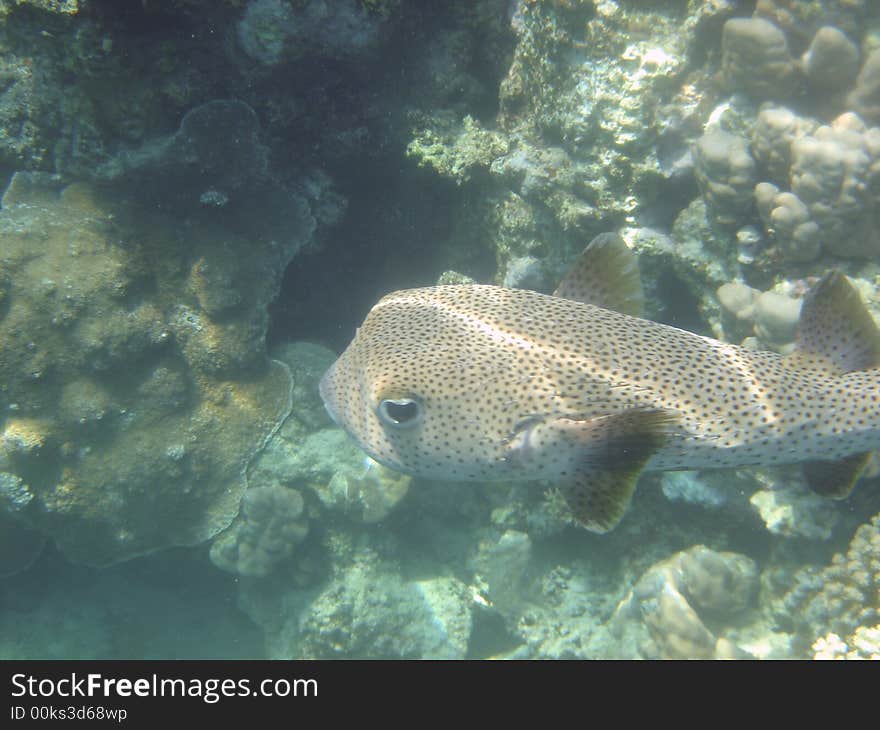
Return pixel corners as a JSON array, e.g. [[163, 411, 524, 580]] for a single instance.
[[753, 0, 869, 45], [299, 429, 409, 523], [443, 0, 729, 246], [750, 486, 839, 540], [237, 0, 293, 65], [210, 485, 308, 578], [324, 458, 410, 524], [507, 560, 626, 660], [716, 279, 755, 321], [237, 0, 388, 66], [0, 469, 32, 511], [611, 545, 758, 659], [248, 366, 411, 526], [407, 113, 509, 185], [470, 529, 532, 620], [437, 270, 477, 286], [477, 191, 561, 289], [502, 255, 546, 291], [270, 341, 340, 433], [0, 172, 312, 566], [647, 204, 736, 324], [249, 342, 412, 524], [94, 99, 269, 208], [0, 468, 45, 575], [660, 471, 726, 510], [0, 0, 78, 14], [0, 512, 45, 578], [0, 52, 59, 170], [298, 554, 472, 659], [678, 545, 758, 615], [734, 225, 763, 264]]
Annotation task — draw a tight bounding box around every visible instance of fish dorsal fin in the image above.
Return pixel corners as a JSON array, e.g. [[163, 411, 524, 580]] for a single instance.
[[794, 271, 880, 373], [802, 451, 871, 499], [546, 408, 679, 532], [553, 233, 645, 317]]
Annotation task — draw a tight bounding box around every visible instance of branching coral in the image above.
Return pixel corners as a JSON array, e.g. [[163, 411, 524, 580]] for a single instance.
[[783, 514, 880, 652]]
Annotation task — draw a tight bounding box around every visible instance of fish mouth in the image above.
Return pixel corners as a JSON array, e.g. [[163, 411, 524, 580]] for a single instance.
[[318, 364, 340, 426]]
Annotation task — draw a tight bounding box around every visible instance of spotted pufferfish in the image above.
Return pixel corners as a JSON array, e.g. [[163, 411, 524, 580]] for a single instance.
[[319, 233, 880, 532]]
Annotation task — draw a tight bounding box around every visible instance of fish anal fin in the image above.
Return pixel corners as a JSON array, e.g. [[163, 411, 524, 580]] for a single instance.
[[553, 408, 679, 532], [561, 468, 640, 533], [553, 233, 645, 317], [795, 271, 880, 373], [802, 451, 871, 499]]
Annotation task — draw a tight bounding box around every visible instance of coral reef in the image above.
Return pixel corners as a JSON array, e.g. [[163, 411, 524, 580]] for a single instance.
[[721, 17, 797, 100], [242, 339, 411, 525], [692, 128, 757, 227], [749, 485, 840, 540], [717, 279, 803, 353], [611, 545, 759, 659], [0, 550, 262, 659], [407, 114, 509, 185], [0, 160, 314, 565], [801, 26, 860, 93], [469, 529, 532, 620], [813, 625, 880, 659], [403, 0, 742, 308], [788, 113, 880, 259], [241, 548, 473, 660], [846, 49, 880, 125], [0, 514, 45, 578], [209, 485, 309, 578], [3, 0, 880, 662], [0, 0, 79, 16], [782, 514, 880, 653], [298, 561, 473, 659], [660, 471, 727, 510], [237, 0, 389, 66]]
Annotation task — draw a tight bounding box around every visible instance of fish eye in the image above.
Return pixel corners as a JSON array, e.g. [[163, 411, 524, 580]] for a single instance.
[[377, 398, 422, 429]]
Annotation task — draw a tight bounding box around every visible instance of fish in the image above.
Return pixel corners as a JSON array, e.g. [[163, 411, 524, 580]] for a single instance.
[[319, 233, 880, 532]]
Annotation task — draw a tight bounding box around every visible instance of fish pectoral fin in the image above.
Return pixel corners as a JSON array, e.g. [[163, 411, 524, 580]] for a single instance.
[[802, 451, 872, 499], [555, 408, 679, 533], [553, 232, 645, 317], [793, 270, 880, 373]]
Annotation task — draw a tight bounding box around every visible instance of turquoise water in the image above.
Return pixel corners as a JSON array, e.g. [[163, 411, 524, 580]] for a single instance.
[[1, 0, 879, 659]]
